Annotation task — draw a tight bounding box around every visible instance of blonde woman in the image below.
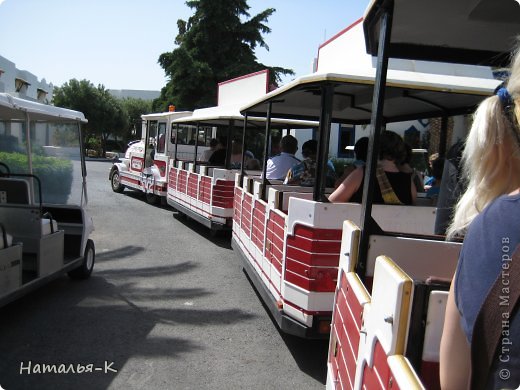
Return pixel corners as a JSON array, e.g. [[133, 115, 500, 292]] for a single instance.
[[440, 47, 520, 389]]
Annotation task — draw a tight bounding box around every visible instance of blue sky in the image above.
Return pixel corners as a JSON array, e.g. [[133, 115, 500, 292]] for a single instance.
[[0, 0, 369, 91]]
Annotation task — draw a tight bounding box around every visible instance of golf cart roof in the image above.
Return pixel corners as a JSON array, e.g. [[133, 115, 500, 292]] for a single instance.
[[0, 93, 87, 123]]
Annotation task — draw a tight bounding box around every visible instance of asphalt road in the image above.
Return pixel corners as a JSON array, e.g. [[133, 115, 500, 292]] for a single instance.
[[0, 160, 328, 390]]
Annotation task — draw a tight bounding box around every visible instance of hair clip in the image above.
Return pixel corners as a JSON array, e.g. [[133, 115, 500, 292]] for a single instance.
[[496, 87, 514, 108]]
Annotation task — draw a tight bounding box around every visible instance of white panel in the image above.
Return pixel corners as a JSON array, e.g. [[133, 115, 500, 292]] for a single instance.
[[212, 168, 235, 181], [283, 281, 335, 312], [283, 302, 312, 328], [339, 220, 361, 274], [218, 70, 268, 107], [366, 235, 460, 279], [317, 19, 495, 82], [354, 256, 413, 389], [286, 198, 362, 234], [372, 204, 437, 235], [422, 291, 449, 362]]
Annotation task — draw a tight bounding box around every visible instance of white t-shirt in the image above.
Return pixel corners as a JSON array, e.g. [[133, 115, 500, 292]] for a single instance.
[[265, 152, 300, 180]]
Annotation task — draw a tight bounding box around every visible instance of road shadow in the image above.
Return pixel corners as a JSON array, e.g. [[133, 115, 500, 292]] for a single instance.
[[241, 268, 329, 385], [0, 263, 257, 390], [172, 211, 232, 250], [96, 245, 146, 262]]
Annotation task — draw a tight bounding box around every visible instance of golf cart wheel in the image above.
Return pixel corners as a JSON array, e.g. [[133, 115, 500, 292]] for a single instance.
[[111, 170, 125, 193], [68, 239, 95, 280]]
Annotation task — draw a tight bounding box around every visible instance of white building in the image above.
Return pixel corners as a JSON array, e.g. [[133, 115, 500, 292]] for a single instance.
[[0, 55, 54, 103], [290, 18, 495, 160]]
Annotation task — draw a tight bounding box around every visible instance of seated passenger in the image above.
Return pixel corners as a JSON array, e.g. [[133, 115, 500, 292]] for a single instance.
[[208, 137, 227, 166], [201, 138, 219, 162], [400, 143, 425, 193], [265, 135, 300, 180], [424, 152, 439, 189], [230, 139, 245, 169], [425, 157, 444, 200], [284, 139, 336, 187], [335, 137, 369, 187], [328, 131, 417, 204]]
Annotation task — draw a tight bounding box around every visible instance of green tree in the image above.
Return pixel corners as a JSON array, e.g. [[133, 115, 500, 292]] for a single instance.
[[53, 79, 128, 157], [118, 97, 153, 141], [154, 0, 293, 111]]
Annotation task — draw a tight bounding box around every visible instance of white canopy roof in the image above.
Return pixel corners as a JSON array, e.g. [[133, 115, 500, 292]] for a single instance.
[[171, 104, 318, 129], [364, 0, 520, 66], [240, 70, 498, 124], [0, 93, 87, 123], [141, 110, 192, 121]]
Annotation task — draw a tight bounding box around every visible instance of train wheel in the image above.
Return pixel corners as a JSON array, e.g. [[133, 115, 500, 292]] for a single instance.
[[145, 193, 159, 205], [68, 239, 95, 280], [111, 170, 125, 193]]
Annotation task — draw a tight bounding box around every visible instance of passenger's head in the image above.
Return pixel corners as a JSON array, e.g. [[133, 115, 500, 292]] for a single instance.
[[431, 157, 444, 181], [301, 139, 318, 159], [429, 152, 439, 168], [218, 136, 227, 149], [354, 137, 369, 162], [281, 134, 298, 154], [448, 46, 520, 237], [209, 138, 219, 149], [231, 139, 242, 154], [379, 131, 406, 163]]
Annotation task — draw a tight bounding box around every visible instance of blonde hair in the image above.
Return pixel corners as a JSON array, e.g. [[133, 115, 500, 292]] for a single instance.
[[447, 48, 520, 238]]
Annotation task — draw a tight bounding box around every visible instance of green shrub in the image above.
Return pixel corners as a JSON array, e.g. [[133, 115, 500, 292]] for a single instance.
[[0, 151, 73, 204]]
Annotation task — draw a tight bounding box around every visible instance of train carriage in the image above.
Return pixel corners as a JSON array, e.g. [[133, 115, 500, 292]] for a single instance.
[[109, 109, 201, 204], [167, 104, 317, 234], [325, 0, 519, 389], [232, 17, 498, 351]]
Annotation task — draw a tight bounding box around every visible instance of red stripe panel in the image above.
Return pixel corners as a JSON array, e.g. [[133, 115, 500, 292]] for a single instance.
[[420, 361, 440, 390], [343, 274, 364, 385], [266, 226, 284, 259], [212, 197, 234, 208], [270, 210, 286, 228], [286, 234, 341, 254], [199, 176, 211, 204], [177, 170, 188, 193], [361, 340, 392, 389], [330, 271, 369, 389], [252, 201, 266, 251], [187, 173, 198, 198], [292, 224, 343, 240], [240, 193, 253, 236], [285, 259, 337, 292], [285, 245, 341, 267], [233, 187, 242, 224], [329, 333, 341, 389], [168, 167, 178, 189], [265, 210, 285, 273]]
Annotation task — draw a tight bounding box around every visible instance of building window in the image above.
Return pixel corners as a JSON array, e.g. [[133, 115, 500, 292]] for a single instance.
[[337, 125, 355, 158], [15, 78, 30, 94], [37, 88, 48, 102]]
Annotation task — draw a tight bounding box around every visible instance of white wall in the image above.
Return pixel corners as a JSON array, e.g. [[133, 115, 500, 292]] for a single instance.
[[0, 55, 54, 102]]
